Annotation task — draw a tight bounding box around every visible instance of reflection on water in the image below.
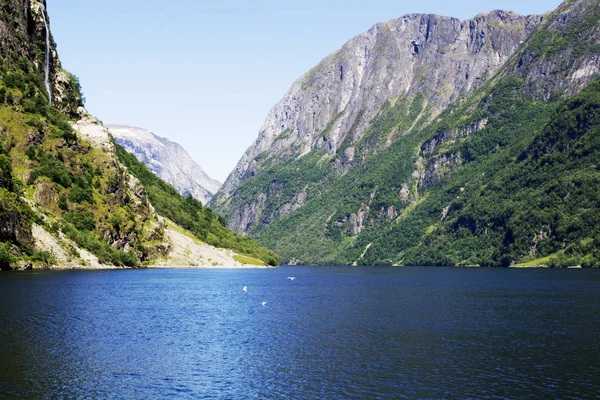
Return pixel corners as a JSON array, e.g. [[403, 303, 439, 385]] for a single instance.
[[1, 267, 599, 399]]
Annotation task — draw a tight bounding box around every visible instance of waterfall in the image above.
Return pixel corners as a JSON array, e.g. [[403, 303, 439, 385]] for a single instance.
[[40, 10, 52, 104]]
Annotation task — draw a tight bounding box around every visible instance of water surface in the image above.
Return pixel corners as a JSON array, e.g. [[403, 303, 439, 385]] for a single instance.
[[0, 267, 599, 399]]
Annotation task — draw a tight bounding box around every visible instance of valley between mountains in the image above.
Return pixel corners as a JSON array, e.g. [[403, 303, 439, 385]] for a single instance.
[[1, 0, 599, 269]]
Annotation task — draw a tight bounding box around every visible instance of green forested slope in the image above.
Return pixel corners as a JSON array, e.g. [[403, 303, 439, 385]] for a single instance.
[[116, 145, 280, 266], [252, 77, 600, 267], [363, 79, 600, 267], [0, 60, 146, 267]]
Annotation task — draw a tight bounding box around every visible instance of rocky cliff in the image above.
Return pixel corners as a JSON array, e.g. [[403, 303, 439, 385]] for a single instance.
[[214, 10, 542, 205], [108, 125, 221, 205], [212, 0, 600, 267]]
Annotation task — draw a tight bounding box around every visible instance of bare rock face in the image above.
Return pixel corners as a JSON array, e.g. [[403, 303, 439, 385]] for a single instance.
[[215, 10, 542, 204], [507, 0, 600, 100], [33, 180, 59, 211], [0, 0, 46, 67], [0, 195, 32, 248], [108, 125, 222, 204], [228, 193, 267, 234], [71, 108, 116, 155], [419, 152, 464, 188], [348, 203, 371, 235], [27, 1, 83, 114]]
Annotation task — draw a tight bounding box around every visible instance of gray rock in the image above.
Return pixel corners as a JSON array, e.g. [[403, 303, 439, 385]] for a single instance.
[[108, 125, 222, 205], [213, 9, 542, 233]]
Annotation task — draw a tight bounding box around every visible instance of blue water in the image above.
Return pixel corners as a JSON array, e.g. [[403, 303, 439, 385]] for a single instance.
[[0, 267, 599, 399]]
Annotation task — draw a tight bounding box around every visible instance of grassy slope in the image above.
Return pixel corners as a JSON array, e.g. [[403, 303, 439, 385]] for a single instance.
[[0, 62, 154, 267], [115, 144, 280, 266]]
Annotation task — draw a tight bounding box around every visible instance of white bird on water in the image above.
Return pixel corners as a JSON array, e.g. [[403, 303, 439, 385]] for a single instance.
[[261, 301, 267, 307], [287, 277, 296, 281], [242, 286, 247, 292]]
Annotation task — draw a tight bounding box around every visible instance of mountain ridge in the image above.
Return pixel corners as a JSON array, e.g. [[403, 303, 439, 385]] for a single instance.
[[211, 0, 600, 267], [107, 124, 221, 205], [213, 9, 543, 207]]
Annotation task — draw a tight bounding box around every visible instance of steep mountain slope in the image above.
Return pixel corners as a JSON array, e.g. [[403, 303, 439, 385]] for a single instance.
[[0, 0, 277, 269], [212, 9, 543, 232], [108, 125, 221, 204], [214, 10, 542, 207], [212, 0, 600, 267]]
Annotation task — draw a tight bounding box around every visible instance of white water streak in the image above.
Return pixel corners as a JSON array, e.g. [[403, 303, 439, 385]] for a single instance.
[[40, 10, 52, 104]]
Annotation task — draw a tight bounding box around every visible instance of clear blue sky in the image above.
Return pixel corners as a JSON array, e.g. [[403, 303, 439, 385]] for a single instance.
[[47, 0, 562, 182]]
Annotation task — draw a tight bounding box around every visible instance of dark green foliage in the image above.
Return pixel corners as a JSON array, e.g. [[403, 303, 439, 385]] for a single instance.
[[25, 117, 43, 132], [17, 57, 28, 73], [0, 242, 15, 269], [58, 193, 68, 210], [22, 94, 47, 115], [109, 214, 122, 230], [45, 107, 77, 143], [28, 250, 57, 266], [0, 142, 35, 266], [68, 186, 94, 204], [0, 153, 14, 190], [116, 144, 279, 266], [69, 171, 95, 204], [25, 145, 38, 160], [62, 224, 139, 267], [4, 72, 25, 90], [64, 210, 96, 231], [59, 72, 85, 114], [29, 152, 72, 187]]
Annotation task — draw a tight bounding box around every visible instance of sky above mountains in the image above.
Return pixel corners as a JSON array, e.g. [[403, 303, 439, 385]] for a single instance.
[[48, 0, 562, 182]]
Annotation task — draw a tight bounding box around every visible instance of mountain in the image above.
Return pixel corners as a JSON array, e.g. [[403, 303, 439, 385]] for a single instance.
[[211, 0, 600, 267], [0, 0, 278, 269], [107, 125, 221, 205]]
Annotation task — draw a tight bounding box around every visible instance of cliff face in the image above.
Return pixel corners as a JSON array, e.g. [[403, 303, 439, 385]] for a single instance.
[[212, 0, 600, 267], [507, 0, 600, 98], [108, 125, 222, 205], [215, 10, 542, 205]]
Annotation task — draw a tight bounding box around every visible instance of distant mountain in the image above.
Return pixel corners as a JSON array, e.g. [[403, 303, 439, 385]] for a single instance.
[[108, 125, 221, 204]]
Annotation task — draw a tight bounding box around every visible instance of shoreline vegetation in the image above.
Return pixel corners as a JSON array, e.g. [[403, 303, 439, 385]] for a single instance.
[[6, 263, 593, 272], [8, 262, 275, 271]]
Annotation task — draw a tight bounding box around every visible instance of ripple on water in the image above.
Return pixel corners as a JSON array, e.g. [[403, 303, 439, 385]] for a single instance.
[[0, 267, 599, 399]]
